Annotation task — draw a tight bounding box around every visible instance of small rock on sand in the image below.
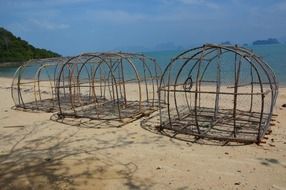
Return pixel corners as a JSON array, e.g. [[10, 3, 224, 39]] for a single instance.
[[45, 158, 52, 162]]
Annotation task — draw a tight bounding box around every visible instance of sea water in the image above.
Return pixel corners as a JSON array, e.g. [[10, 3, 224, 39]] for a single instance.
[[144, 44, 286, 84], [0, 44, 285, 84]]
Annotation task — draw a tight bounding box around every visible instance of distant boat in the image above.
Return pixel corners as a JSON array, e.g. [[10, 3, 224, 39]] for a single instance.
[[221, 41, 231, 45], [253, 38, 280, 45]]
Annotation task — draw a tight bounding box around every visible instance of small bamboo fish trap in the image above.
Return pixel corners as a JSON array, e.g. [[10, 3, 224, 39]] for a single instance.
[[158, 44, 278, 143], [11, 57, 68, 112]]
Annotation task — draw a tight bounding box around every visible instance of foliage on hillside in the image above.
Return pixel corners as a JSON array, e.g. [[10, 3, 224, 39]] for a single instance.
[[0, 27, 60, 63]]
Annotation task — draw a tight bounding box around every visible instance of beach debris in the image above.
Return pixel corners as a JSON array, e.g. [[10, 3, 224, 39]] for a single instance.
[[3, 125, 25, 128], [260, 140, 267, 144], [269, 143, 275, 147], [282, 104, 286, 107], [158, 44, 278, 144], [186, 142, 192, 146], [234, 182, 241, 185], [265, 129, 273, 135], [44, 158, 52, 162], [23, 89, 31, 92], [41, 90, 49, 94]]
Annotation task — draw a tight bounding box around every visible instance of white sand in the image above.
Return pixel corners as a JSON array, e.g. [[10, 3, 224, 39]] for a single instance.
[[1, 77, 286, 190]]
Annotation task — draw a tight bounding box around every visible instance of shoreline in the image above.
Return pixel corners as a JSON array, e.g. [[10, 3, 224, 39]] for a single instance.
[[0, 61, 23, 68]]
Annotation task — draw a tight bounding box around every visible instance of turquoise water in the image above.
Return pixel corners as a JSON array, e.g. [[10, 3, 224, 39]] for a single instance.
[[1, 44, 285, 83], [0, 66, 19, 78]]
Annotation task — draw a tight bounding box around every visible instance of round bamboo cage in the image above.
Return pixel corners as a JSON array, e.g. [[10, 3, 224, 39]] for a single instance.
[[158, 44, 278, 143], [55, 52, 162, 124]]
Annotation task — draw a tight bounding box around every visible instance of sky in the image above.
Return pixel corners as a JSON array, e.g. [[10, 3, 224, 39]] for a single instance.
[[0, 0, 286, 55]]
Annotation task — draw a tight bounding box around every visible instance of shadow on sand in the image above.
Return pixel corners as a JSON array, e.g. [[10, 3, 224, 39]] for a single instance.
[[50, 113, 143, 129], [0, 120, 161, 189]]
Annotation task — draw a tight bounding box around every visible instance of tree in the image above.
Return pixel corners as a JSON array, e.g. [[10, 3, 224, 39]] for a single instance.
[[0, 27, 61, 63]]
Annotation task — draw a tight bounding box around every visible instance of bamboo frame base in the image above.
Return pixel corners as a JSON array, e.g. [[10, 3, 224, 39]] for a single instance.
[[160, 107, 270, 143]]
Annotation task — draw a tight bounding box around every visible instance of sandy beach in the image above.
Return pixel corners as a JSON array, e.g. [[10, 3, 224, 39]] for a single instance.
[[0, 76, 286, 190]]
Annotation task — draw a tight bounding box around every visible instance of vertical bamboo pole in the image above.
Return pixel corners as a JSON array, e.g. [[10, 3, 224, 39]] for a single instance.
[[120, 58, 127, 106], [250, 64, 254, 112], [233, 50, 242, 138], [213, 48, 221, 121]]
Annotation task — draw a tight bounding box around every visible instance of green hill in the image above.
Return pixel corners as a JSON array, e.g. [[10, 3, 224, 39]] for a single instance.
[[0, 27, 60, 63]]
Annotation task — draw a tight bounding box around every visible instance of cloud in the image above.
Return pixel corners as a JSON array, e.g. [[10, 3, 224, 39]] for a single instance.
[[83, 5, 219, 24], [1, 0, 93, 8], [176, 0, 220, 9], [273, 1, 286, 11], [83, 9, 191, 24], [8, 19, 70, 33], [179, 0, 206, 4], [7, 22, 32, 33], [85, 10, 147, 23], [29, 19, 70, 30]]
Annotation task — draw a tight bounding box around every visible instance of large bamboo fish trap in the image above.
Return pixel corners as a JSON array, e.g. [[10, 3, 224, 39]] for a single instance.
[[158, 44, 278, 143], [55, 52, 162, 124], [11, 57, 68, 112]]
